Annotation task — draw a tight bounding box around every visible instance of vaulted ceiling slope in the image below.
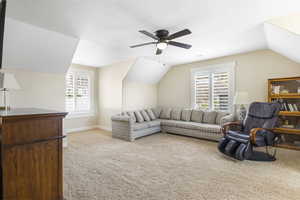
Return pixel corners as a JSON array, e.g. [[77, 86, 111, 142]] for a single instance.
[[5, 0, 300, 70], [4, 18, 79, 73]]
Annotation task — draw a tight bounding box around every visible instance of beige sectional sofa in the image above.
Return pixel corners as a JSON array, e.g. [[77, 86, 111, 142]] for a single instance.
[[111, 108, 234, 142]]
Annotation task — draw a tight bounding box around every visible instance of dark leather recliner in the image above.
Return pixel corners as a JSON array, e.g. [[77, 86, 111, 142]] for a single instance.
[[218, 102, 281, 161]]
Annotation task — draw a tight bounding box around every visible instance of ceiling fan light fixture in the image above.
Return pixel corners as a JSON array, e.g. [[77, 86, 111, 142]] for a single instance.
[[157, 42, 168, 50]]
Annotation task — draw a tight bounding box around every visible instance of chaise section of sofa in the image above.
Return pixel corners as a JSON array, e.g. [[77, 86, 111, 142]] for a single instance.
[[111, 108, 234, 142]]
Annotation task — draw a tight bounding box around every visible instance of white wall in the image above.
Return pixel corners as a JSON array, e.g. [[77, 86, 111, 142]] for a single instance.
[[98, 59, 135, 129], [158, 50, 300, 108]]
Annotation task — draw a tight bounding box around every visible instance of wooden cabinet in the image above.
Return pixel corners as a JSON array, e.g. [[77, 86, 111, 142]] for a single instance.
[[0, 108, 67, 200]]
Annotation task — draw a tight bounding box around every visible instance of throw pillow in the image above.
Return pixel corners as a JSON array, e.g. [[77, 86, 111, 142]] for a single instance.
[[216, 112, 229, 124], [191, 110, 204, 123], [181, 109, 192, 121], [152, 108, 162, 118], [171, 109, 182, 120], [127, 111, 137, 123], [134, 111, 144, 123], [141, 110, 151, 121], [146, 109, 156, 120], [202, 111, 218, 124], [160, 108, 172, 119]]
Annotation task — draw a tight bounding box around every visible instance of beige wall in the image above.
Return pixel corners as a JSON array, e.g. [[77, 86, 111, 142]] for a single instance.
[[64, 64, 99, 131], [3, 68, 66, 110], [98, 59, 135, 129], [158, 50, 300, 108], [122, 80, 158, 110], [3, 64, 99, 132]]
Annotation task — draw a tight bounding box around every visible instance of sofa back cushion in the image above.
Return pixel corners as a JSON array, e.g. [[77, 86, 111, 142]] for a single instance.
[[215, 112, 229, 124], [160, 108, 172, 119], [146, 109, 156, 120], [181, 109, 192, 121], [127, 111, 137, 123], [191, 110, 204, 123], [171, 109, 182, 120], [202, 111, 217, 124], [141, 110, 151, 121], [134, 111, 144, 123]]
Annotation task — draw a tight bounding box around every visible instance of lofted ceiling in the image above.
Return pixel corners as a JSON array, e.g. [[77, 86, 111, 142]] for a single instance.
[[5, 0, 300, 70]]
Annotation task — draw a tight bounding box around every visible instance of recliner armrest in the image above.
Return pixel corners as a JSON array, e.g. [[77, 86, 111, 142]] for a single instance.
[[250, 128, 275, 145], [221, 121, 243, 135]]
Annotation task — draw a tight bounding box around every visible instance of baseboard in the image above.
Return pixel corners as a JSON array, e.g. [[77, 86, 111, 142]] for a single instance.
[[97, 125, 112, 132], [64, 125, 100, 134]]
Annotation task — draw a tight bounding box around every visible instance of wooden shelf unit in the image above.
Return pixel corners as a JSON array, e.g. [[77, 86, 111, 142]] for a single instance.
[[268, 76, 300, 151]]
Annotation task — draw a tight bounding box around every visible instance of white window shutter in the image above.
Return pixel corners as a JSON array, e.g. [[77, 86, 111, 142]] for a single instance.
[[75, 74, 90, 112], [65, 73, 75, 112], [195, 73, 210, 110], [212, 71, 230, 111]]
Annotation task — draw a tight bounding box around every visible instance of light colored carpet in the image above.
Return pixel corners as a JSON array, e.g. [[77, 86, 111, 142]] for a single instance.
[[64, 129, 300, 200]]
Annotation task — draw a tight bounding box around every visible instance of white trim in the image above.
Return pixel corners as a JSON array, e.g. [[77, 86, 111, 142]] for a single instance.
[[65, 112, 96, 119], [190, 62, 236, 112], [97, 125, 112, 132], [64, 125, 99, 134]]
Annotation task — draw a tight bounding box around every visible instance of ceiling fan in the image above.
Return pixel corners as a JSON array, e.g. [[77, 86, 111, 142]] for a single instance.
[[130, 29, 192, 55]]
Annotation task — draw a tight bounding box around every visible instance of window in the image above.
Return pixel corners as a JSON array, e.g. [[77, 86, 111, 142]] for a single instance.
[[65, 70, 92, 114], [191, 62, 235, 112]]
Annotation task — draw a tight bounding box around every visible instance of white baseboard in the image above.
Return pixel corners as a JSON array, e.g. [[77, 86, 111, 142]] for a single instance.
[[97, 125, 112, 132], [64, 125, 100, 134]]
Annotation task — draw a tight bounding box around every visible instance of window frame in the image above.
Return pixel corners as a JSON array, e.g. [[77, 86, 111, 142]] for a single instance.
[[65, 68, 95, 118], [191, 62, 236, 113]]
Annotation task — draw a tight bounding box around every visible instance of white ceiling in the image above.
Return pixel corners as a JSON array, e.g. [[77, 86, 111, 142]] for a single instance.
[[5, 0, 300, 68]]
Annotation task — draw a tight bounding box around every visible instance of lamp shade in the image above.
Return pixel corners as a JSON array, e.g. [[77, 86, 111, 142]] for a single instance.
[[0, 72, 21, 90], [234, 92, 249, 105]]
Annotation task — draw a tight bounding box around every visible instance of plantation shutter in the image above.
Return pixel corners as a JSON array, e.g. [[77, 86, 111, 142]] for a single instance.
[[195, 73, 210, 110], [75, 74, 90, 111], [212, 71, 229, 111], [65, 71, 91, 113], [65, 73, 75, 112]]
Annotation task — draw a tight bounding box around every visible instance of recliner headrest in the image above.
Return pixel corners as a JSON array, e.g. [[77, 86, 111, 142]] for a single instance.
[[248, 102, 280, 119]]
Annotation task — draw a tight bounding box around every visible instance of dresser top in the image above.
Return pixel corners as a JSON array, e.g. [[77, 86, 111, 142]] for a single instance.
[[0, 108, 68, 118]]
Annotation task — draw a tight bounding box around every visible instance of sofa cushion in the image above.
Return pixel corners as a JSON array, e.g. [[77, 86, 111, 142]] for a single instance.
[[152, 108, 162, 118], [132, 122, 149, 131], [160, 108, 172, 119], [148, 120, 161, 128], [161, 120, 221, 133], [146, 109, 156, 120], [216, 112, 229, 124], [191, 110, 204, 123], [141, 110, 151, 121], [134, 111, 144, 123], [181, 109, 192, 121], [127, 111, 137, 123], [203, 111, 217, 124], [171, 109, 182, 120]]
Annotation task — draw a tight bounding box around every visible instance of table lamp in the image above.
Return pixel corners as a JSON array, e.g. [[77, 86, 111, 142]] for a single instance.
[[0, 72, 20, 110], [234, 91, 249, 121]]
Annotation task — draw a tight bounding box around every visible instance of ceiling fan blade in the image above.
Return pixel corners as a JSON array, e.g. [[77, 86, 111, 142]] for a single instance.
[[168, 41, 192, 49], [139, 30, 159, 40], [130, 42, 156, 48], [167, 29, 192, 40], [156, 48, 162, 55]]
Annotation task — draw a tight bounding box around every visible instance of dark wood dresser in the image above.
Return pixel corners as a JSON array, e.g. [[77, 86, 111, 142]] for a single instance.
[[0, 108, 67, 200]]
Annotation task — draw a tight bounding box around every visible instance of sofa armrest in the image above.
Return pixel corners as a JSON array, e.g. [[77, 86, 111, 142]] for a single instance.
[[111, 115, 133, 123], [219, 114, 235, 126]]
